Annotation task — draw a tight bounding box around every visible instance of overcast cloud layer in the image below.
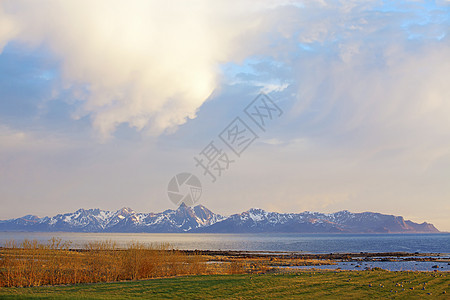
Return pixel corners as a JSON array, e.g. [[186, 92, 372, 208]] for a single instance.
[[0, 0, 449, 230]]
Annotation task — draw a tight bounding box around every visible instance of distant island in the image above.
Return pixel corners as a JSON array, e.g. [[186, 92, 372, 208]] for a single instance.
[[0, 203, 439, 234]]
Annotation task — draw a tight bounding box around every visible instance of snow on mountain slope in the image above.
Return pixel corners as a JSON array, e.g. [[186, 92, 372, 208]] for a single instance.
[[0, 205, 439, 233]]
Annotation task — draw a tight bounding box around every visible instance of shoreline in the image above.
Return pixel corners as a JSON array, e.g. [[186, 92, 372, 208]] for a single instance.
[[179, 250, 450, 261]]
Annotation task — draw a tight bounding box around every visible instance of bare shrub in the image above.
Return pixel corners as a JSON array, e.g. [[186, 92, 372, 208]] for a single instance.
[[0, 239, 239, 287]]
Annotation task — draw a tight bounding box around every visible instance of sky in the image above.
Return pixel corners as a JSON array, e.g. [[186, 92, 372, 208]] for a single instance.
[[0, 0, 449, 231]]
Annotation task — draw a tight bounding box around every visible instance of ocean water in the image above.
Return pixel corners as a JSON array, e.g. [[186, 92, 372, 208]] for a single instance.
[[288, 260, 450, 272], [0, 232, 449, 254]]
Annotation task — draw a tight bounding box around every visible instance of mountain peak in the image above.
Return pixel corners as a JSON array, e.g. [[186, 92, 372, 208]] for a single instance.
[[178, 202, 188, 209], [0, 206, 440, 234], [116, 207, 134, 215], [21, 215, 40, 221], [246, 208, 267, 214]]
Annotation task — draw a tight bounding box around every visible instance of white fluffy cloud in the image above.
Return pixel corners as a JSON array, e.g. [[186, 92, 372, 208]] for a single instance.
[[0, 0, 277, 137]]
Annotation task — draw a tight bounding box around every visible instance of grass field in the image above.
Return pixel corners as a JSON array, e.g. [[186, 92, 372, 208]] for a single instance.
[[0, 270, 448, 299]]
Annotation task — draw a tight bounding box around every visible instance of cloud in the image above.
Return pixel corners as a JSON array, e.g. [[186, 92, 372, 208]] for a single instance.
[[0, 0, 280, 138], [4, 0, 446, 140], [0, 126, 27, 149], [181, 1, 450, 230], [0, 5, 17, 52], [284, 4, 450, 169]]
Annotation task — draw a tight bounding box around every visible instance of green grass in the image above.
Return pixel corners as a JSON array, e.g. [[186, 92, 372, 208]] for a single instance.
[[0, 270, 448, 299]]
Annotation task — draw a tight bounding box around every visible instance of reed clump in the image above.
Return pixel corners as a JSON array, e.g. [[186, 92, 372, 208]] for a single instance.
[[0, 238, 233, 287]]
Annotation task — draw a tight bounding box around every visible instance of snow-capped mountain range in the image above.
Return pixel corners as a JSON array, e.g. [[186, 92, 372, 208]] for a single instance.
[[0, 203, 439, 233]]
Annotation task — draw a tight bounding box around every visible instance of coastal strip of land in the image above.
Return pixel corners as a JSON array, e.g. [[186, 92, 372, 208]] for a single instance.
[[1, 239, 448, 292]]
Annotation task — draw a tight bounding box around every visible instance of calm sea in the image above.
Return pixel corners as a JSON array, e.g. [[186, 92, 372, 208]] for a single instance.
[[0, 232, 449, 254]]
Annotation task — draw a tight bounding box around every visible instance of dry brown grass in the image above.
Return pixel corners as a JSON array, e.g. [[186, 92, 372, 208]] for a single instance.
[[0, 238, 246, 287]]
